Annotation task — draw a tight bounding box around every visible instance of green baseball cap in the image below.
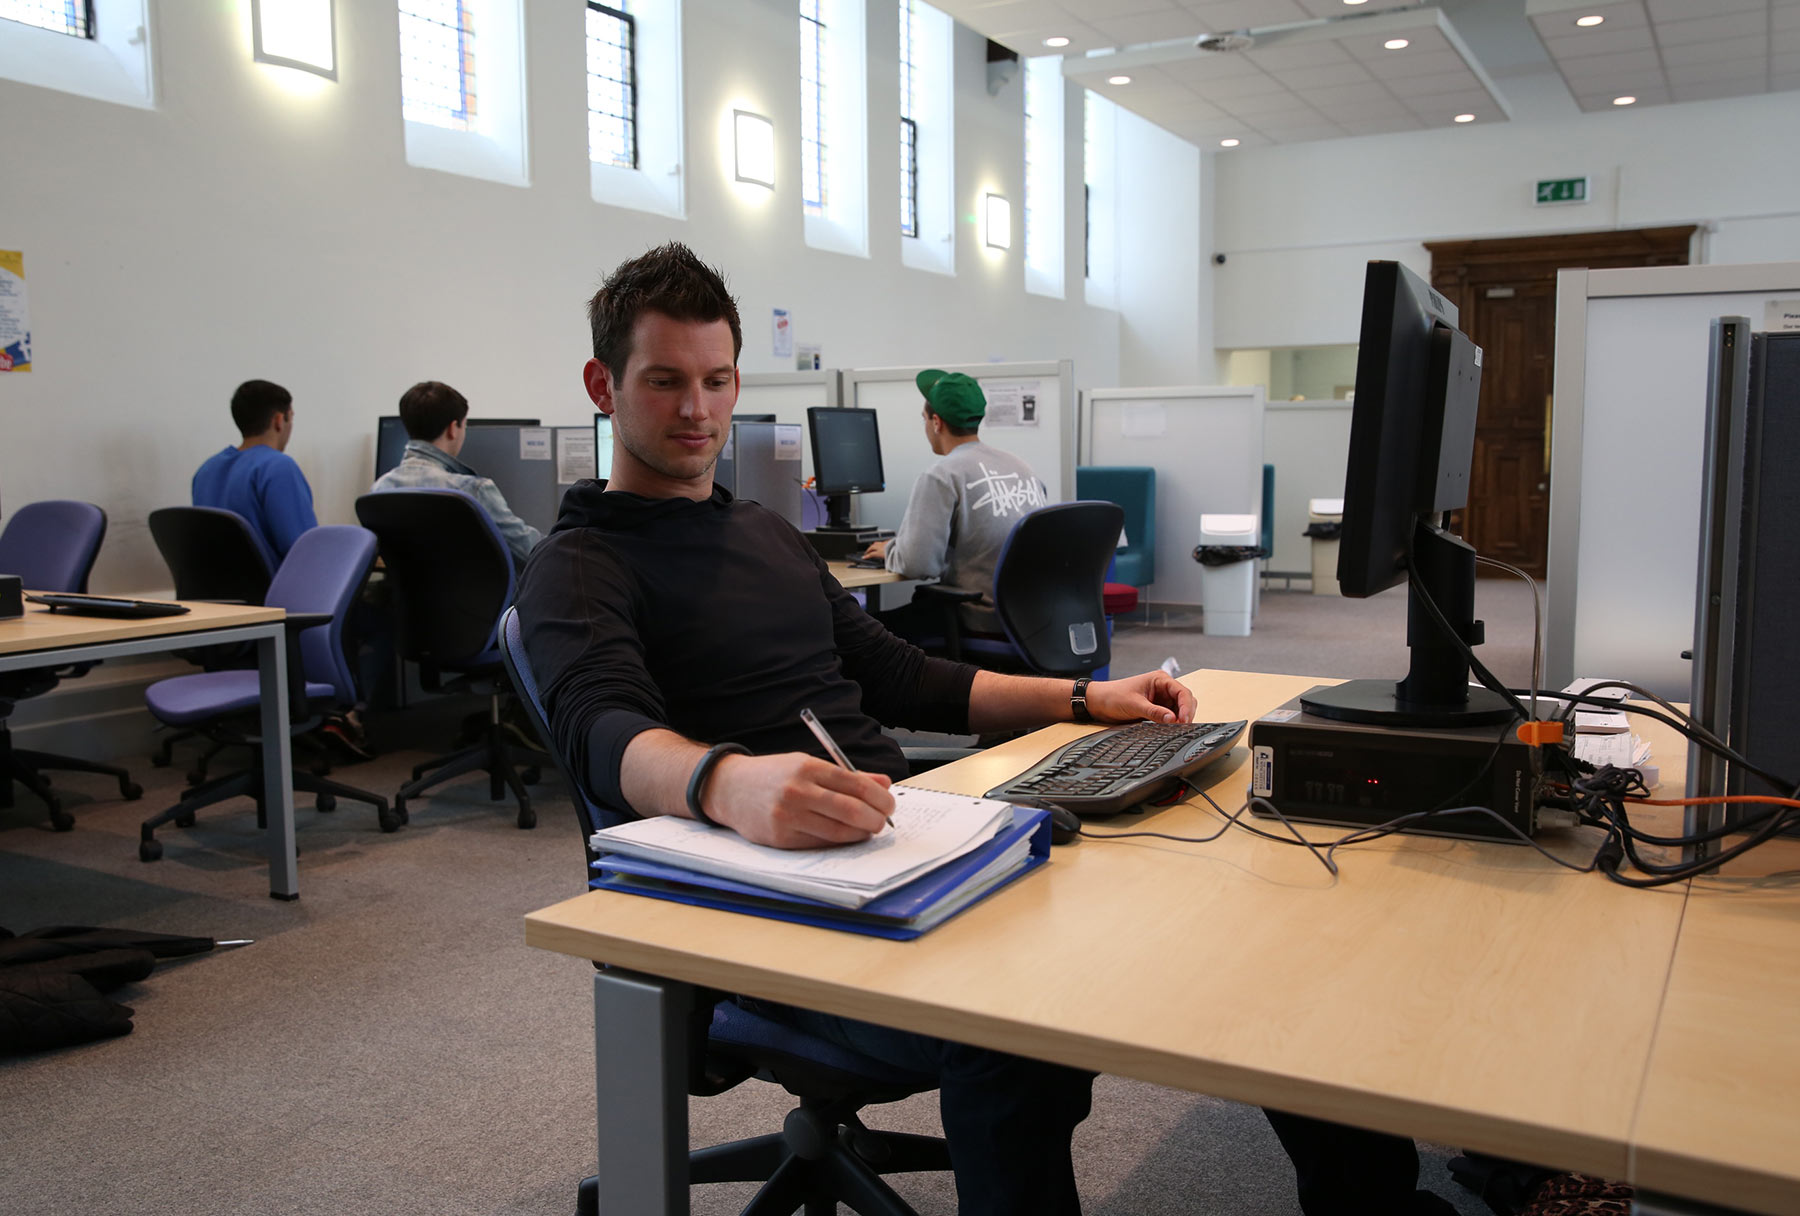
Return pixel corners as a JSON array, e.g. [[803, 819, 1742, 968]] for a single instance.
[[915, 369, 986, 428]]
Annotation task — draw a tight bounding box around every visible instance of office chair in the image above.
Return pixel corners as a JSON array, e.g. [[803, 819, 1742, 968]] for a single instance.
[[353, 489, 548, 830], [913, 500, 1123, 680], [137, 525, 390, 861], [497, 606, 951, 1216], [146, 505, 280, 776], [1077, 466, 1156, 624], [0, 500, 142, 830]]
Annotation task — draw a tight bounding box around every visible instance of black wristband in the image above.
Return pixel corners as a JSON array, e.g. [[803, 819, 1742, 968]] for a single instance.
[[686, 742, 750, 827], [1070, 677, 1094, 724]]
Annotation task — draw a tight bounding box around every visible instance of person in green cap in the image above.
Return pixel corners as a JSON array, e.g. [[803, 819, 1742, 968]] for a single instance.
[[864, 369, 1047, 637]]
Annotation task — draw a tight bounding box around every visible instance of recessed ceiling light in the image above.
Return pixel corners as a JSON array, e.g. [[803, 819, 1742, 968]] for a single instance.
[[1108, 75, 1132, 85], [1576, 14, 1605, 27], [1344, 0, 1368, 5], [1613, 95, 1636, 105], [1044, 36, 1070, 47], [1220, 138, 1240, 147], [1384, 38, 1410, 50], [1454, 113, 1475, 123]]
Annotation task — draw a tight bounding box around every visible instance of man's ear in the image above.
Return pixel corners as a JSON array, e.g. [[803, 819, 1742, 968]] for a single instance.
[[584, 358, 615, 416]]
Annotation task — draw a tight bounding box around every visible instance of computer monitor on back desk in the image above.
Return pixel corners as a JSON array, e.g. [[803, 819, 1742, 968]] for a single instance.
[[373, 416, 544, 481], [805, 407, 892, 559]]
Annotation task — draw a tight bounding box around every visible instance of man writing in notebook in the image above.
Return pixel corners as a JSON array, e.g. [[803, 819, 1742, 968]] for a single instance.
[[515, 243, 1188, 1214]]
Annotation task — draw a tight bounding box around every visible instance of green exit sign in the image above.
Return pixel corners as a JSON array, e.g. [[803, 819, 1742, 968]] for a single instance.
[[1536, 176, 1589, 205]]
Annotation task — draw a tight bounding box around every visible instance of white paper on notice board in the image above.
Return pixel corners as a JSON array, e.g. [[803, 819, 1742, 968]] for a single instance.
[[982, 381, 1041, 427], [556, 428, 597, 483], [520, 428, 553, 460], [1767, 300, 1800, 332], [1121, 403, 1167, 439], [775, 424, 804, 460]]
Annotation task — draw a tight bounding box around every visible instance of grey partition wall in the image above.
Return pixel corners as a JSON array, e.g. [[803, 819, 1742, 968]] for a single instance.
[[1079, 385, 1264, 607], [1262, 400, 1352, 579], [738, 371, 841, 486], [1547, 261, 1800, 695], [457, 424, 562, 536], [841, 361, 1075, 531]]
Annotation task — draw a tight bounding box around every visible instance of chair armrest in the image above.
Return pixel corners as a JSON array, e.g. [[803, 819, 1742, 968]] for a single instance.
[[910, 584, 982, 604]]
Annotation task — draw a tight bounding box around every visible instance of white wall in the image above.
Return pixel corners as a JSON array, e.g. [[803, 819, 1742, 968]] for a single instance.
[[1212, 90, 1800, 348], [1115, 107, 1212, 386], [0, 0, 1124, 591]]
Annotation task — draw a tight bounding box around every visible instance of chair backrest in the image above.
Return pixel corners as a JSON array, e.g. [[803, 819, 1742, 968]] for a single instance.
[[992, 501, 1124, 677], [498, 606, 633, 861], [148, 506, 277, 603], [1074, 466, 1155, 587], [264, 525, 378, 703], [0, 500, 107, 593], [354, 489, 515, 664]]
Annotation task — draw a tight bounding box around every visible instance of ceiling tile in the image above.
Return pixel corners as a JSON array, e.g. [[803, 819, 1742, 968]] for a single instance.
[[1363, 49, 1468, 79], [1065, 0, 1183, 17], [1537, 27, 1658, 58], [1217, 90, 1319, 115], [1778, 6, 1800, 29], [1772, 70, 1800, 89], [1252, 122, 1348, 141], [1283, 61, 1376, 87], [1560, 46, 1664, 74], [1645, 0, 1763, 19], [1659, 35, 1770, 67], [1295, 80, 1391, 105], [1154, 52, 1270, 82], [1673, 77, 1771, 101], [1776, 49, 1800, 69], [1339, 25, 1453, 62], [1667, 57, 1762, 84], [1533, 2, 1653, 33], [1294, 0, 1419, 16], [1344, 114, 1428, 134], [1088, 10, 1209, 44], [1655, 11, 1770, 45], [1575, 85, 1671, 107], [1180, 0, 1313, 32], [1384, 69, 1483, 97], [1243, 41, 1355, 71], [1182, 70, 1294, 98], [1772, 27, 1800, 50]]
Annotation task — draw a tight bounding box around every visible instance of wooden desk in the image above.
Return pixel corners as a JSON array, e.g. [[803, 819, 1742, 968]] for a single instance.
[[532, 669, 1799, 1213], [1, 599, 301, 899], [826, 560, 903, 590]]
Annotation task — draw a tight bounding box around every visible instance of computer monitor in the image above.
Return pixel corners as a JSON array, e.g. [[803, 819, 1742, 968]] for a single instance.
[[467, 417, 541, 427], [375, 416, 544, 481], [807, 407, 885, 530], [1300, 260, 1514, 728], [592, 414, 615, 483]]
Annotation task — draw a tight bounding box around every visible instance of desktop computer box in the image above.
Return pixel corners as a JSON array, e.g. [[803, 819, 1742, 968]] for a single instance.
[[805, 527, 894, 561], [1248, 693, 1539, 842]]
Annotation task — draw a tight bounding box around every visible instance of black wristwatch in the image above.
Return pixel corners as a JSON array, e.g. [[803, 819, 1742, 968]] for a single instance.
[[1070, 677, 1094, 724], [686, 742, 749, 827]]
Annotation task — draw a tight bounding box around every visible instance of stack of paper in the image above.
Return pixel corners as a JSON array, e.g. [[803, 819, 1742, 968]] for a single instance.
[[587, 788, 1051, 938], [1571, 732, 1658, 790]]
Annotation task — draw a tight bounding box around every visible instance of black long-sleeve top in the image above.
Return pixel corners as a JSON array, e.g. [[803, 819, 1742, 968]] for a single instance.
[[515, 481, 979, 813]]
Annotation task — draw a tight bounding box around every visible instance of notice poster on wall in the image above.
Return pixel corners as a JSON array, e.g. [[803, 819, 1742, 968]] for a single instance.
[[1766, 300, 1800, 333], [772, 308, 793, 358], [0, 250, 30, 372], [556, 427, 597, 484], [981, 380, 1040, 427]]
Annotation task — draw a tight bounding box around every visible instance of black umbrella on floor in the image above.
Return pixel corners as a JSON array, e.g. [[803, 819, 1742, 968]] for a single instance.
[[0, 925, 250, 1055]]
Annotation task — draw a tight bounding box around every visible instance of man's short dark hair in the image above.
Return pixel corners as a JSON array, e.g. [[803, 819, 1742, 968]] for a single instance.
[[927, 407, 980, 439], [397, 381, 470, 441], [587, 242, 743, 374], [230, 380, 292, 438]]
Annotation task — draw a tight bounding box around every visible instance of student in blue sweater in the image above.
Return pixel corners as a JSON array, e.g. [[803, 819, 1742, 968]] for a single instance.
[[192, 380, 318, 561]]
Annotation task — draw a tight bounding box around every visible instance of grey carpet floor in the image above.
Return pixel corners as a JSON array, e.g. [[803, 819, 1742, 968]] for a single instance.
[[0, 586, 1540, 1215]]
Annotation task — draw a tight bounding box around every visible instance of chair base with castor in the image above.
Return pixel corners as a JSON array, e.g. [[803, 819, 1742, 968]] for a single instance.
[[392, 693, 547, 830], [2, 727, 143, 832], [576, 1095, 951, 1216], [138, 752, 389, 862]]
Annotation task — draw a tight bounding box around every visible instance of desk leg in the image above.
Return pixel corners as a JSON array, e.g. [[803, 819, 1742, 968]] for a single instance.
[[256, 631, 298, 901], [593, 969, 691, 1215]]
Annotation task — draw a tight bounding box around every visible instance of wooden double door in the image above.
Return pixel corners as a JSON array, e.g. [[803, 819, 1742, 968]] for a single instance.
[[1425, 226, 1694, 577]]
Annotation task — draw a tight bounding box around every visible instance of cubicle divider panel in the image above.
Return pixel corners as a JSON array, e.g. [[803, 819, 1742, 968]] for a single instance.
[[1080, 386, 1264, 608], [737, 371, 842, 488], [1547, 262, 1800, 695], [842, 361, 1073, 532], [1263, 401, 1352, 578], [456, 425, 564, 537]]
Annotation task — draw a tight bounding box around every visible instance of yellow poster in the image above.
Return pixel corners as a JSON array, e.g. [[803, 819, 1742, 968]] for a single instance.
[[0, 249, 31, 372]]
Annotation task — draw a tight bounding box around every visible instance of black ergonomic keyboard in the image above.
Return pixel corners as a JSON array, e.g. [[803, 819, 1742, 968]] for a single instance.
[[985, 719, 1247, 816], [26, 593, 191, 619]]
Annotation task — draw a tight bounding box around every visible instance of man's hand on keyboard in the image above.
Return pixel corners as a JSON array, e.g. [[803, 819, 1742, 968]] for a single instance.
[[1088, 671, 1195, 726]]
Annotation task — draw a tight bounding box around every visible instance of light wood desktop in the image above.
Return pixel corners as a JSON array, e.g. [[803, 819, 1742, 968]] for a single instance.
[[826, 560, 903, 590], [525, 668, 1794, 1216], [1, 598, 302, 899]]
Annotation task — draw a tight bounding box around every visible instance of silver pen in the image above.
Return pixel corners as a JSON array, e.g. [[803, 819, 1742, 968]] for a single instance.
[[800, 707, 858, 773]]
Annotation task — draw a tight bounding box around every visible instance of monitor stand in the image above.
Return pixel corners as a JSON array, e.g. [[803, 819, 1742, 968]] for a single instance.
[[1302, 521, 1517, 728], [806, 492, 892, 559]]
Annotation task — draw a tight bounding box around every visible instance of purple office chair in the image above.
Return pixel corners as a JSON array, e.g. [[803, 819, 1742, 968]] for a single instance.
[[0, 500, 142, 830], [497, 607, 949, 1216], [137, 525, 389, 862]]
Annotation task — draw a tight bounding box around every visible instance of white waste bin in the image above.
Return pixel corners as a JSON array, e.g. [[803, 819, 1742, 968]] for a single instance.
[[1196, 513, 1258, 637], [1306, 497, 1344, 597]]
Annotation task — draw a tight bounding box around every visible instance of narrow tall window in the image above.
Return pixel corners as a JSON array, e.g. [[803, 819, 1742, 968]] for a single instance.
[[586, 2, 637, 170], [0, 0, 92, 37], [799, 0, 827, 217], [898, 0, 919, 238], [399, 0, 477, 132], [1023, 55, 1064, 297]]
